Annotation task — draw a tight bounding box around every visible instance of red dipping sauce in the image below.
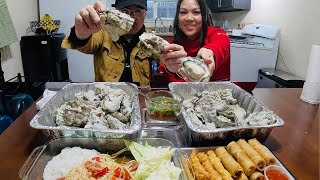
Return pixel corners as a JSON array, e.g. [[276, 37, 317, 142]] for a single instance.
[[266, 169, 289, 180]]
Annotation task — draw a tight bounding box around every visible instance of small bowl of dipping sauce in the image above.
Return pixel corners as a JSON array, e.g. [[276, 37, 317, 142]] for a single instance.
[[145, 90, 183, 121], [264, 165, 293, 180]]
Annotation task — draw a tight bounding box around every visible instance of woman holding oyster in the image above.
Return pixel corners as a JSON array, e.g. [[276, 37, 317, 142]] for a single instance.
[[160, 0, 230, 82], [62, 0, 153, 87]]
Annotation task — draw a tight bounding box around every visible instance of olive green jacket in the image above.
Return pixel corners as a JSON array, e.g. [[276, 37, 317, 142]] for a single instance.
[[61, 30, 151, 86]]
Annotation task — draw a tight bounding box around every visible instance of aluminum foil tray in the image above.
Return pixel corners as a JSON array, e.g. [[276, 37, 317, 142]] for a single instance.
[[168, 82, 284, 146], [30, 82, 141, 138], [19, 138, 184, 180]]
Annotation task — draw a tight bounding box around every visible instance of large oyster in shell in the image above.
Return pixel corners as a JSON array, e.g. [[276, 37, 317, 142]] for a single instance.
[[179, 57, 210, 82], [99, 9, 134, 41], [137, 32, 169, 59]]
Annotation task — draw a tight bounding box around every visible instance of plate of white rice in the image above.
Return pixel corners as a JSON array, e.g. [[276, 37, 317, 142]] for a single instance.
[[43, 147, 100, 180]]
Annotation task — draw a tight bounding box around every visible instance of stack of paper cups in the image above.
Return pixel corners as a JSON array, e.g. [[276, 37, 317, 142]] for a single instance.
[[300, 45, 320, 105]]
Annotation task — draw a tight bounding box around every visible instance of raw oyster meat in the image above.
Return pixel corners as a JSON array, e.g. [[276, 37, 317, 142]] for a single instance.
[[55, 84, 133, 130], [137, 32, 169, 59], [99, 9, 134, 41], [179, 57, 210, 82]]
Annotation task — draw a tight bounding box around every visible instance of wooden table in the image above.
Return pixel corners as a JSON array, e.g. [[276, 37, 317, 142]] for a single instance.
[[0, 88, 318, 179], [252, 88, 319, 180]]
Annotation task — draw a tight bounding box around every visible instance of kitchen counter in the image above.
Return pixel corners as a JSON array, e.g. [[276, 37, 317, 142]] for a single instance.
[[0, 88, 318, 179]]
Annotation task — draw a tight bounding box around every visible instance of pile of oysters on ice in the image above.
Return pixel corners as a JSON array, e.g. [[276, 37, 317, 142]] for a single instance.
[[183, 89, 277, 129], [179, 57, 211, 82], [99, 9, 134, 41], [137, 32, 169, 59], [55, 84, 133, 130]]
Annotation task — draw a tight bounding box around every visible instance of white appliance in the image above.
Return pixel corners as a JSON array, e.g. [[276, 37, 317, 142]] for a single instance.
[[39, 0, 115, 82], [230, 24, 280, 82]]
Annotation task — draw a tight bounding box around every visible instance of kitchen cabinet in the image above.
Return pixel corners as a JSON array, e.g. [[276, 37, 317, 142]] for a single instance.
[[206, 0, 251, 13]]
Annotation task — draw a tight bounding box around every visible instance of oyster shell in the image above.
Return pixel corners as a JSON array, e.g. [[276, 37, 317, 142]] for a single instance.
[[179, 57, 210, 82], [183, 89, 245, 129], [55, 100, 93, 127], [99, 9, 134, 41], [244, 111, 277, 126], [55, 84, 134, 130], [100, 88, 126, 113], [137, 32, 169, 59], [106, 114, 126, 129], [84, 107, 109, 130]]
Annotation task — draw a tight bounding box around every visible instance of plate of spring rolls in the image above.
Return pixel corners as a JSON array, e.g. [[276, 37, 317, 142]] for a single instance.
[[179, 138, 295, 180]]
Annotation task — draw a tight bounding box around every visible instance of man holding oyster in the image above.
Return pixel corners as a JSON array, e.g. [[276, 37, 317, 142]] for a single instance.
[[62, 0, 154, 87]]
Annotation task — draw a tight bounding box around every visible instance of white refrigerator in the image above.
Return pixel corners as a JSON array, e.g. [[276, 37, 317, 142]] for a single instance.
[[39, 0, 115, 82]]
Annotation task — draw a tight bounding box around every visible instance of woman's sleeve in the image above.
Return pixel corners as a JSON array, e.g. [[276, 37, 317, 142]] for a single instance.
[[203, 27, 230, 80], [61, 27, 104, 54], [158, 64, 185, 83]]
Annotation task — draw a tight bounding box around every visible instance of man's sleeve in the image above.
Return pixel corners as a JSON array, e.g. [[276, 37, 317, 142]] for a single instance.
[[61, 27, 105, 54]]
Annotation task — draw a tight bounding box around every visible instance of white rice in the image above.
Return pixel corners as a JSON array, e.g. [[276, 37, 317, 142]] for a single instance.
[[43, 147, 100, 180]]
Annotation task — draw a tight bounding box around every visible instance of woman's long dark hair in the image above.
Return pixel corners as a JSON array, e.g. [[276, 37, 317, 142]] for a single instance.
[[173, 0, 214, 47]]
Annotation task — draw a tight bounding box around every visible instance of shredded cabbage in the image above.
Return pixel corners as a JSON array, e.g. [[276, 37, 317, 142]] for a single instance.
[[124, 140, 182, 180]]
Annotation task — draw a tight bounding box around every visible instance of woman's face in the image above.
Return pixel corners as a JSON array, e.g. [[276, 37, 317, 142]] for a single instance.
[[178, 0, 202, 40]]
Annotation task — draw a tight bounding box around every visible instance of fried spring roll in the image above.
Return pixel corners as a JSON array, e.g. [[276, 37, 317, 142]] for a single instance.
[[207, 150, 233, 180], [197, 152, 222, 180], [235, 172, 249, 180], [250, 171, 265, 180], [237, 139, 266, 171], [215, 147, 243, 178], [189, 151, 210, 180], [227, 141, 256, 176], [180, 154, 195, 180], [248, 138, 276, 166]]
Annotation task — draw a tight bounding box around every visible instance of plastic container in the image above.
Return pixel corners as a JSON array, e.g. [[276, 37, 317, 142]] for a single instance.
[[145, 90, 183, 121], [264, 165, 294, 180], [179, 147, 295, 180], [19, 138, 184, 180]]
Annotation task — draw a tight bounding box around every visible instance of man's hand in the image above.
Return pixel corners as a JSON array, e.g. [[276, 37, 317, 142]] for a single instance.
[[197, 47, 215, 77], [75, 1, 105, 40], [160, 44, 187, 73]]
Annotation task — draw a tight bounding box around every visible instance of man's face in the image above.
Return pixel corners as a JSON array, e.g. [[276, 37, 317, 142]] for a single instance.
[[119, 5, 146, 36]]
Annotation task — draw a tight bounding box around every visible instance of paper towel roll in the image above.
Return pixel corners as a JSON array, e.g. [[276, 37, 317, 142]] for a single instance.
[[300, 45, 320, 105]]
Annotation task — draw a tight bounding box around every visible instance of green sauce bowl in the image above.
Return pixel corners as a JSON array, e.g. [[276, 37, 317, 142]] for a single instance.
[[145, 90, 183, 121]]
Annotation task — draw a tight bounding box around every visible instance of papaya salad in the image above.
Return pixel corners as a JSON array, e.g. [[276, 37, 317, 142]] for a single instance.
[[43, 141, 181, 180]]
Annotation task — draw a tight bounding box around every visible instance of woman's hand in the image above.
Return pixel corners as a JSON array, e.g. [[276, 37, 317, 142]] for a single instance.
[[75, 1, 105, 40], [197, 47, 215, 77], [160, 44, 187, 73]]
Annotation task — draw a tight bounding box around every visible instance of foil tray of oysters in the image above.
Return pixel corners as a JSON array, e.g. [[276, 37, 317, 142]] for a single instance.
[[169, 82, 284, 146], [30, 82, 141, 138]]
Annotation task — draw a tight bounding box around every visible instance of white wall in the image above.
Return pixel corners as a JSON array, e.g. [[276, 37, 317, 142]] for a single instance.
[[2, 0, 38, 81], [215, 0, 320, 79]]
